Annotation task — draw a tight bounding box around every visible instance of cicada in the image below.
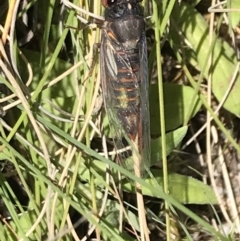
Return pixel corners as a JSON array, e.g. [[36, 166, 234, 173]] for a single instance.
[[100, 0, 150, 177]]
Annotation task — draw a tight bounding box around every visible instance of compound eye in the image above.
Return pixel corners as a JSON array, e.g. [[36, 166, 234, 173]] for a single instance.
[[101, 0, 108, 7], [101, 0, 118, 7]]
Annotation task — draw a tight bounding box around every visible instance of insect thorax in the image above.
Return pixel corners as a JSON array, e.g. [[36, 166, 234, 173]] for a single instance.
[[104, 2, 145, 50]]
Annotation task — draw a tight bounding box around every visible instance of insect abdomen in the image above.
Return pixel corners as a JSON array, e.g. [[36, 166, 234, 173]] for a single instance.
[[111, 49, 141, 141]]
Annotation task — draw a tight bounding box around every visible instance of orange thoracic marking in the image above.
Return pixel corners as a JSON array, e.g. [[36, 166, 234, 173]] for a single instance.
[[107, 31, 118, 42]]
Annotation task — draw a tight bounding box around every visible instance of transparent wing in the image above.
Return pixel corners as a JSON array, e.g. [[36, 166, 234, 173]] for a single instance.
[[139, 33, 151, 172], [100, 28, 150, 176], [100, 29, 131, 139]]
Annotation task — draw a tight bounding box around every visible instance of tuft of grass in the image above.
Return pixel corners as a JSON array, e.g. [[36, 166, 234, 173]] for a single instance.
[[0, 0, 239, 240]]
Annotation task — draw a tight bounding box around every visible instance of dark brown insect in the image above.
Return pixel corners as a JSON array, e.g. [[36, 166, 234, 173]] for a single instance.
[[100, 0, 150, 176]]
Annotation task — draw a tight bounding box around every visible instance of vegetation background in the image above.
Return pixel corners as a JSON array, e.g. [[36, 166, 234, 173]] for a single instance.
[[0, 0, 239, 240]]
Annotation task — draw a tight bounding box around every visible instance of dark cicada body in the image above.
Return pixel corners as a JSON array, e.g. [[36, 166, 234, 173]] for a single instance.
[[100, 0, 150, 176]]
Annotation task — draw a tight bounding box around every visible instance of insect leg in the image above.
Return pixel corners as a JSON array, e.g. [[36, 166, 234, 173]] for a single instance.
[[82, 43, 101, 84]]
